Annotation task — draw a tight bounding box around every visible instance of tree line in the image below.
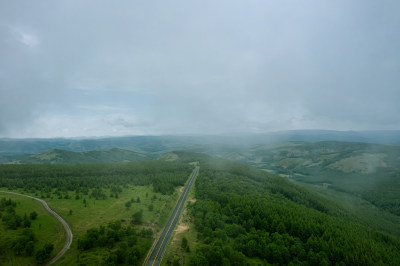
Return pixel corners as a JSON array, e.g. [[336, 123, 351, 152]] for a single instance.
[[0, 161, 192, 196], [188, 161, 400, 265]]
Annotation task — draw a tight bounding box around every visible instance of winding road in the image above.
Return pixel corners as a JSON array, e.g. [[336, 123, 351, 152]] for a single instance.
[[0, 190, 73, 265], [144, 166, 199, 266]]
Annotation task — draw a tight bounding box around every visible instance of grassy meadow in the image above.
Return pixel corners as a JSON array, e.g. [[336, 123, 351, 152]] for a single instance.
[[51, 185, 181, 265], [0, 160, 193, 265], [0, 192, 65, 266], [0, 185, 183, 266]]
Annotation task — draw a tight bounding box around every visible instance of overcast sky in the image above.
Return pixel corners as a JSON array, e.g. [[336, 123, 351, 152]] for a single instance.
[[1, 1, 399, 138]]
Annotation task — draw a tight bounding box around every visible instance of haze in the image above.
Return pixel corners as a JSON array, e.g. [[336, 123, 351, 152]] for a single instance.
[[1, 0, 399, 138]]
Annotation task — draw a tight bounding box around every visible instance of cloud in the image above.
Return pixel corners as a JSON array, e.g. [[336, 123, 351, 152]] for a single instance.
[[13, 28, 40, 47], [77, 105, 126, 112], [0, 0, 399, 138]]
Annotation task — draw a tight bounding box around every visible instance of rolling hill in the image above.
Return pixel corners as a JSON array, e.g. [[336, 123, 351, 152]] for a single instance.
[[235, 141, 400, 216], [1, 130, 399, 157], [161, 151, 400, 265], [1, 151, 400, 265], [2, 148, 151, 164], [199, 141, 400, 235]]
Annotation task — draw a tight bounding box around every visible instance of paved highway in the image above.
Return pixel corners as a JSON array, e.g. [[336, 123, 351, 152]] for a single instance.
[[0, 190, 73, 265], [144, 166, 199, 266]]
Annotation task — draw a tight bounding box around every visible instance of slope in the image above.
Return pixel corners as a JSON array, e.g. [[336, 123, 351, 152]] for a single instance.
[[161, 151, 400, 265], [17, 148, 150, 164]]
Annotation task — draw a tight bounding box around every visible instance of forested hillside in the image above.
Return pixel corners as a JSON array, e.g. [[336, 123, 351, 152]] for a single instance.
[[0, 148, 151, 164], [209, 141, 400, 217], [1, 149, 400, 265], [168, 152, 400, 265], [2, 131, 399, 158]]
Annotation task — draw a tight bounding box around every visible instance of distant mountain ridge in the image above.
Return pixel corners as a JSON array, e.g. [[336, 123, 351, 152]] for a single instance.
[[1, 130, 399, 158], [1, 148, 150, 164]]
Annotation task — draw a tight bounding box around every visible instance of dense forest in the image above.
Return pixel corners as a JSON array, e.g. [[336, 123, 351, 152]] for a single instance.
[[186, 157, 400, 265], [0, 161, 192, 195], [233, 141, 400, 217]]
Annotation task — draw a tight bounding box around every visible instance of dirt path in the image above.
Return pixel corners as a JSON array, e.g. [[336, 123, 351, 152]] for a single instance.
[[0, 191, 73, 265], [172, 224, 189, 242]]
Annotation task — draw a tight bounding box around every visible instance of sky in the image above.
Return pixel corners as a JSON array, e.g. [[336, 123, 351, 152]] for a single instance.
[[1, 0, 399, 138]]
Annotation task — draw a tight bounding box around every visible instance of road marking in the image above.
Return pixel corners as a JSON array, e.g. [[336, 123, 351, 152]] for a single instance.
[[151, 170, 194, 265], [148, 167, 199, 266], [151, 195, 185, 265]]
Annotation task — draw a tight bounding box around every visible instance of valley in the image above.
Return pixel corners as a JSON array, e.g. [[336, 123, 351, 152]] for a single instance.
[[0, 134, 400, 265], [2, 1, 399, 264]]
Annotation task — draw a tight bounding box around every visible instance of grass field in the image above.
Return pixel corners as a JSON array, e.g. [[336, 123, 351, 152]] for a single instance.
[[0, 184, 182, 265], [48, 185, 181, 265], [0, 191, 65, 266]]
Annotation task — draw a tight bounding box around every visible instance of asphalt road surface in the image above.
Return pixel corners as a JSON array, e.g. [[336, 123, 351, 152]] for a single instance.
[[144, 166, 200, 266], [0, 190, 73, 265]]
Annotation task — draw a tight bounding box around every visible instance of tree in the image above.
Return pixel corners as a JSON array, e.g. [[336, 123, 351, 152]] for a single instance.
[[23, 214, 31, 228], [35, 243, 54, 264], [127, 246, 140, 265], [132, 210, 143, 223], [173, 258, 180, 266], [181, 237, 188, 249], [29, 211, 38, 220]]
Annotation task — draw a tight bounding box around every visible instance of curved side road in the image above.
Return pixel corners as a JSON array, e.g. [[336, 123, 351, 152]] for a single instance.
[[144, 166, 200, 266], [0, 190, 73, 265]]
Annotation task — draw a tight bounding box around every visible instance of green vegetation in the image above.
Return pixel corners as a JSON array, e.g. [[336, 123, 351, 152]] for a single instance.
[[165, 153, 400, 265], [162, 176, 199, 266], [296, 181, 400, 238], [15, 148, 150, 164], [206, 141, 400, 224], [1, 198, 31, 230], [77, 220, 152, 265], [0, 195, 64, 265], [0, 160, 192, 195], [237, 141, 400, 216], [1, 140, 400, 265], [35, 243, 54, 264], [0, 160, 193, 265]]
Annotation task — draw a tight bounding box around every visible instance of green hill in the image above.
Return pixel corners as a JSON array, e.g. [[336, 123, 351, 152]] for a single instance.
[[159, 152, 400, 265], [1, 130, 399, 157], [195, 141, 400, 239], [17, 148, 150, 164], [1, 152, 400, 265], [239, 141, 399, 173], [235, 141, 400, 216]]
